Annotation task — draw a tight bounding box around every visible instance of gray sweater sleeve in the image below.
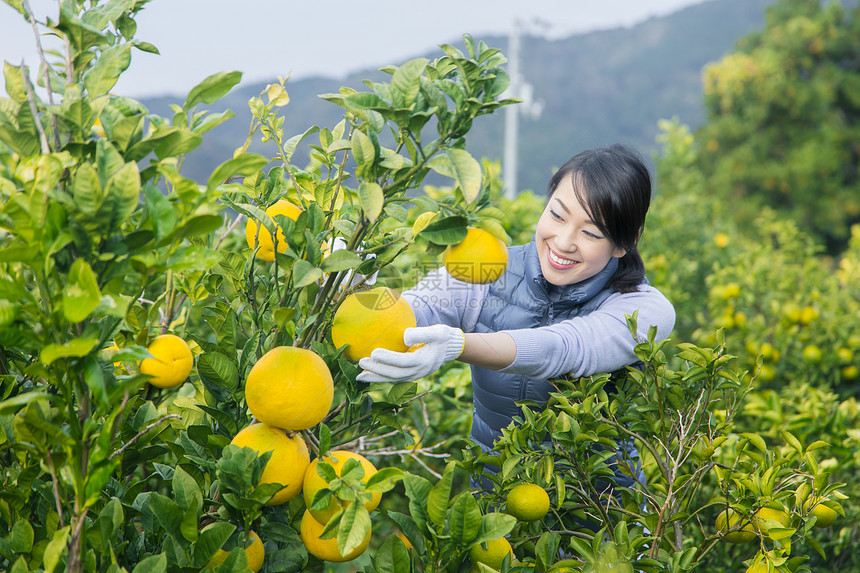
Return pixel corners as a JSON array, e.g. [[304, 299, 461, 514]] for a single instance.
[[499, 284, 676, 379], [402, 268, 488, 332]]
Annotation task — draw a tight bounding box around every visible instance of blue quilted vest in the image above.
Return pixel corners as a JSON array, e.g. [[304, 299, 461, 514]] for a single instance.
[[469, 238, 618, 451]]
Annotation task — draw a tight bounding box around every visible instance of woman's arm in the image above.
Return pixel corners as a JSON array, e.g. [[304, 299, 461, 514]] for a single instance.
[[499, 285, 675, 379], [459, 332, 517, 370], [402, 267, 488, 331]]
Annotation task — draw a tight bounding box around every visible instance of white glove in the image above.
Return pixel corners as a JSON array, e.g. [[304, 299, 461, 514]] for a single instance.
[[356, 325, 465, 383]]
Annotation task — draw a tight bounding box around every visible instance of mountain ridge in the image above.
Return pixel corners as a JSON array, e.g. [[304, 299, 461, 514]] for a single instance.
[[143, 0, 778, 193]]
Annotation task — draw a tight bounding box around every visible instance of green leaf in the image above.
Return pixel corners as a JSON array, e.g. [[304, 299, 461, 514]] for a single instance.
[[449, 491, 482, 544], [740, 432, 768, 453], [419, 215, 468, 245], [321, 249, 361, 273], [73, 162, 103, 216], [155, 128, 202, 158], [131, 553, 167, 573], [10, 518, 34, 553], [782, 430, 803, 454], [43, 526, 70, 573], [316, 461, 338, 483], [194, 522, 235, 567], [340, 92, 389, 113], [84, 44, 131, 96], [83, 355, 109, 410], [387, 511, 426, 554], [102, 161, 141, 229], [196, 351, 239, 392], [62, 258, 101, 323], [41, 337, 98, 365], [291, 259, 324, 289], [143, 185, 176, 240], [428, 149, 482, 203], [184, 71, 242, 109], [98, 498, 124, 552], [373, 534, 412, 573], [358, 181, 384, 222], [4, 61, 27, 103], [474, 512, 517, 546], [337, 502, 372, 556], [207, 153, 269, 192], [173, 466, 203, 513], [365, 467, 404, 493], [351, 129, 376, 169], [403, 474, 432, 531], [390, 58, 428, 108], [284, 126, 320, 162], [150, 492, 184, 539], [181, 502, 200, 543], [427, 462, 455, 528]]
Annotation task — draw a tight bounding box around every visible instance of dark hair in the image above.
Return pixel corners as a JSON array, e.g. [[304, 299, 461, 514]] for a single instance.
[[546, 144, 651, 293]]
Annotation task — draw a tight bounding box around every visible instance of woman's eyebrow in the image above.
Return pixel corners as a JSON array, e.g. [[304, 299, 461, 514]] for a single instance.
[[552, 197, 570, 214]]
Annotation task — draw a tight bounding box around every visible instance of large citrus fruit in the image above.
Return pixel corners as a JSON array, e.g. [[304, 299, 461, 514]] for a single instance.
[[230, 423, 310, 505], [715, 508, 756, 543], [506, 483, 550, 521], [245, 199, 301, 262], [754, 506, 788, 538], [331, 287, 416, 362], [300, 510, 371, 562], [205, 530, 265, 572], [443, 227, 508, 284], [245, 346, 333, 431], [804, 497, 839, 528], [140, 334, 193, 389], [469, 537, 513, 570], [303, 450, 381, 523]]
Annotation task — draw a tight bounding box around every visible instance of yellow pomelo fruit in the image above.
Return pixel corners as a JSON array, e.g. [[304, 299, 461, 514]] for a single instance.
[[303, 450, 382, 524], [245, 199, 301, 262], [230, 423, 309, 505], [245, 346, 334, 431], [469, 537, 513, 570], [205, 530, 265, 572], [804, 497, 839, 528], [506, 483, 550, 521], [331, 287, 416, 362], [140, 334, 193, 389], [754, 506, 788, 538], [443, 227, 508, 284], [300, 510, 371, 562], [715, 508, 756, 543]]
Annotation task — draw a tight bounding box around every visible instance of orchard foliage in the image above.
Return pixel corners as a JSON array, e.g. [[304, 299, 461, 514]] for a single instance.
[[697, 0, 860, 251]]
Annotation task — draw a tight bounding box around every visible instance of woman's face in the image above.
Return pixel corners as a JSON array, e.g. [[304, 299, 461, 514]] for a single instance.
[[535, 175, 627, 286]]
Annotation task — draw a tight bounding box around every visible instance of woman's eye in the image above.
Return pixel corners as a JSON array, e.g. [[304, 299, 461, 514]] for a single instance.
[[584, 230, 603, 239], [549, 209, 563, 221]]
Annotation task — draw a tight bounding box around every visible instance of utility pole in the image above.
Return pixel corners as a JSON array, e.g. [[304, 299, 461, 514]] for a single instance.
[[503, 21, 521, 200], [503, 19, 544, 199]]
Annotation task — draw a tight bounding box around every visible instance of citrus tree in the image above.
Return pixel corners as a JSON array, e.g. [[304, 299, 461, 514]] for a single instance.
[[0, 0, 522, 570], [696, 0, 860, 252]]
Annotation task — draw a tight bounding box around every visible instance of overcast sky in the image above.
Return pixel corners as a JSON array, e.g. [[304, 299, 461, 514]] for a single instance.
[[1, 0, 709, 98]]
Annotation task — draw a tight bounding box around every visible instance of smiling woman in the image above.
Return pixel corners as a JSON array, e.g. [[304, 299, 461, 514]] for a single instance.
[[357, 145, 675, 487]]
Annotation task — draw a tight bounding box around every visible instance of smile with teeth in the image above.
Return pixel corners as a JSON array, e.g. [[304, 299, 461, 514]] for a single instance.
[[548, 248, 578, 268]]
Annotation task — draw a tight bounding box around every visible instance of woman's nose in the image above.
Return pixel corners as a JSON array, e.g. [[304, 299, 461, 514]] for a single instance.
[[557, 229, 578, 253]]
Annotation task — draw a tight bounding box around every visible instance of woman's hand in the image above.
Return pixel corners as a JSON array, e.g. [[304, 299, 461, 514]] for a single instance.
[[356, 325, 465, 383]]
